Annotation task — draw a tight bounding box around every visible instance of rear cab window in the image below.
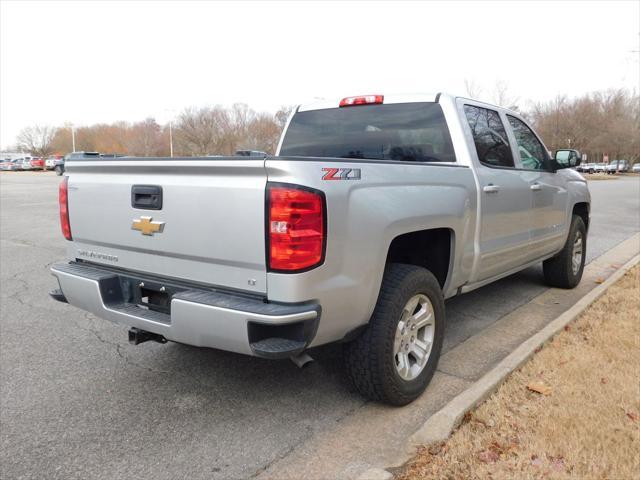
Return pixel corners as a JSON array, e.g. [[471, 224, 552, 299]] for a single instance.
[[463, 105, 514, 168], [279, 103, 456, 163]]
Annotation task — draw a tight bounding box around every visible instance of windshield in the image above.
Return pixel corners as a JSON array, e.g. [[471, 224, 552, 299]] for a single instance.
[[279, 103, 456, 163]]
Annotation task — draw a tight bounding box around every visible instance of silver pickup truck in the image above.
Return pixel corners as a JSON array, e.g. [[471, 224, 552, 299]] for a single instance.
[[51, 93, 590, 405]]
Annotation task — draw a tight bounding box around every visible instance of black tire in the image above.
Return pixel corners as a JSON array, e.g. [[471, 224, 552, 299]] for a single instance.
[[344, 263, 445, 406], [543, 215, 586, 289], [55, 166, 63, 176]]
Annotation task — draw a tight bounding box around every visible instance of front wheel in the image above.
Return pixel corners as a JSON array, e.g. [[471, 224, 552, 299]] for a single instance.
[[543, 215, 586, 289], [54, 166, 63, 176], [344, 264, 445, 405]]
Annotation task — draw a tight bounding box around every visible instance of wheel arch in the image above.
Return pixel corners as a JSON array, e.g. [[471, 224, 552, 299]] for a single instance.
[[572, 202, 590, 231], [385, 227, 455, 291]]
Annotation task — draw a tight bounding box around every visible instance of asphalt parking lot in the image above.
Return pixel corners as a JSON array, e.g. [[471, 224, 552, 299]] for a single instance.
[[1, 172, 639, 480]]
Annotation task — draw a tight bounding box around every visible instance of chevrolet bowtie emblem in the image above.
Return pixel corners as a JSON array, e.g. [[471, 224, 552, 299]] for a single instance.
[[131, 216, 165, 236]]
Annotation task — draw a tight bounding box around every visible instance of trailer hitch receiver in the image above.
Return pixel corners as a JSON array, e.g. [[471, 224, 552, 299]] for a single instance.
[[128, 327, 167, 345]]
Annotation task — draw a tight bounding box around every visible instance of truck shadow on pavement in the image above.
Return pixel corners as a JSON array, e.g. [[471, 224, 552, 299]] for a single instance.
[[120, 265, 547, 400]]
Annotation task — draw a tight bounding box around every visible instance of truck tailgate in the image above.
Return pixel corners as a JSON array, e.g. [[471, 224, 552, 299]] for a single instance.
[[65, 158, 267, 294]]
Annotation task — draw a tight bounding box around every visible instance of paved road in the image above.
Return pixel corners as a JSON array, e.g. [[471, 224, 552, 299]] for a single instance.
[[1, 173, 639, 480]]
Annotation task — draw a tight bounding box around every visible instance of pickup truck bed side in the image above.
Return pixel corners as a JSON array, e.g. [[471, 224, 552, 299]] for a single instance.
[[265, 157, 477, 345]]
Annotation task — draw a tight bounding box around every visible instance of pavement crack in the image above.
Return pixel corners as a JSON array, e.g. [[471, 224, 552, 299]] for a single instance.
[[115, 343, 169, 374], [248, 441, 305, 479], [73, 313, 169, 374]]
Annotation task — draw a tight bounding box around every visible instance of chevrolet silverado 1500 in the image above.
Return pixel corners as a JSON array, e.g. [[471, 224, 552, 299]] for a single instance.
[[50, 93, 590, 405]]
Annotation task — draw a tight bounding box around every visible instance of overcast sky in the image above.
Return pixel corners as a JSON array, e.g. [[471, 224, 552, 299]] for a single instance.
[[1, 0, 638, 149]]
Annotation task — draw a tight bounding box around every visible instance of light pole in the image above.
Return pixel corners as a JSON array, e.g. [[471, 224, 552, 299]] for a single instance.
[[168, 119, 173, 158], [71, 125, 76, 152], [163, 109, 175, 157]]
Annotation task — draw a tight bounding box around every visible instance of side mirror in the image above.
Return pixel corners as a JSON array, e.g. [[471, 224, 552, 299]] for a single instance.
[[554, 149, 582, 169]]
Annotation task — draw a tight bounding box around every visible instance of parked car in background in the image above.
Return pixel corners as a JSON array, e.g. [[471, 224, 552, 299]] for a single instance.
[[3, 159, 17, 170], [0, 159, 13, 170], [12, 158, 27, 170], [632, 163, 640, 173], [594, 163, 607, 173], [580, 162, 596, 174], [30, 158, 45, 170], [55, 157, 66, 175], [619, 160, 630, 172], [45, 155, 63, 170], [15, 156, 33, 170], [606, 159, 629, 174]]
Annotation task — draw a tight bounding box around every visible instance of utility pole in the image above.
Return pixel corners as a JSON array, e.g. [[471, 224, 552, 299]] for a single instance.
[[71, 125, 76, 152]]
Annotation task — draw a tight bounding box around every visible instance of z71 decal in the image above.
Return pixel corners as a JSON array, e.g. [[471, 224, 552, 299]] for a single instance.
[[322, 168, 361, 180]]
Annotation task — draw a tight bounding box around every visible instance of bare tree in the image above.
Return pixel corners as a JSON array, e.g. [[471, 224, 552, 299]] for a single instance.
[[464, 78, 483, 99], [126, 118, 166, 156], [16, 125, 58, 157], [275, 106, 294, 130], [530, 88, 639, 163], [242, 113, 281, 153], [174, 106, 232, 156], [490, 80, 520, 110]]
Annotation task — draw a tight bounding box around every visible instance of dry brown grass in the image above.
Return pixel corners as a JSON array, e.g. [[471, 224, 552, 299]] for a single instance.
[[585, 174, 619, 181], [398, 265, 640, 480]]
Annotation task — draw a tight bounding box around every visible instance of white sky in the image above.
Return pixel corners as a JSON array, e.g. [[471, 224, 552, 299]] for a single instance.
[[1, 0, 638, 149]]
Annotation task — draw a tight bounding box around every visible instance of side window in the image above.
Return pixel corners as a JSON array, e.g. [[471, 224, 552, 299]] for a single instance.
[[463, 105, 514, 168], [507, 115, 548, 170]]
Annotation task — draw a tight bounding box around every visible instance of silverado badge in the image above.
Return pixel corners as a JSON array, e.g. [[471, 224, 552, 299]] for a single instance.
[[132, 216, 165, 236]]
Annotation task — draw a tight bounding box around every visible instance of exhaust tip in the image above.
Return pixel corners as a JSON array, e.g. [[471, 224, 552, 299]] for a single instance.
[[290, 352, 314, 369]]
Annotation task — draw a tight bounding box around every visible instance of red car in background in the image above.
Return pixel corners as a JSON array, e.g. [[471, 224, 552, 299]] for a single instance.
[[30, 158, 45, 170]]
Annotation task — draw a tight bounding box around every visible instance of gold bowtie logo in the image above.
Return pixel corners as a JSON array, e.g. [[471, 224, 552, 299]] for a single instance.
[[132, 216, 165, 236]]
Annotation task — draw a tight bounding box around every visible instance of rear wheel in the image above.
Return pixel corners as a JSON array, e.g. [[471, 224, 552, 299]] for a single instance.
[[344, 263, 445, 405], [543, 215, 586, 289]]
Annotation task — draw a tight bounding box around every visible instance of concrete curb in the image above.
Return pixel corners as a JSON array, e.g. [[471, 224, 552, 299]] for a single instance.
[[406, 253, 640, 449], [358, 253, 640, 480], [357, 252, 640, 480]]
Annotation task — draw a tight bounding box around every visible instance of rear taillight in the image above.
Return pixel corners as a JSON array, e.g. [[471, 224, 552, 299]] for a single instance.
[[339, 94, 384, 107], [59, 176, 72, 240], [267, 184, 325, 272]]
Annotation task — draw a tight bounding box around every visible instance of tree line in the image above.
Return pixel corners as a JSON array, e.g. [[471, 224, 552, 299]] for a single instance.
[[528, 89, 639, 163], [14, 104, 292, 158], [12, 88, 639, 163]]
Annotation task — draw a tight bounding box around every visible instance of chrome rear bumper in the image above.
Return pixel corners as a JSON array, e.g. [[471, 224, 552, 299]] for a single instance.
[[51, 262, 320, 357]]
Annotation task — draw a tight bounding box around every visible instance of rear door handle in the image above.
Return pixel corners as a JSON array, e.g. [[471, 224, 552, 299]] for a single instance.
[[530, 183, 542, 191], [483, 184, 500, 193]]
